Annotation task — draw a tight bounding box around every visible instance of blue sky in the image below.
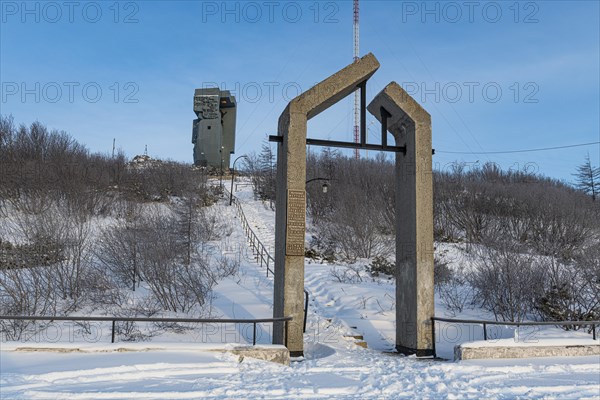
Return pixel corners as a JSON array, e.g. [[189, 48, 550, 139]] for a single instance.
[[1, 0, 599, 182]]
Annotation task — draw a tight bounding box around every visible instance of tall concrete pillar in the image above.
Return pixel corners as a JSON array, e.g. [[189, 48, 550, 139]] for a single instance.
[[272, 54, 380, 357], [368, 82, 434, 356]]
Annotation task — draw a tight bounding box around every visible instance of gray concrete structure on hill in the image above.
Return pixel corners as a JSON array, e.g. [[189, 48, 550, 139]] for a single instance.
[[192, 88, 236, 169]]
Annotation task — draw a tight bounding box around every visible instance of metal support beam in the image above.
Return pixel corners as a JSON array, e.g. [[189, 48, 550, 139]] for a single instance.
[[268, 135, 406, 153], [360, 82, 367, 146], [380, 106, 391, 147]]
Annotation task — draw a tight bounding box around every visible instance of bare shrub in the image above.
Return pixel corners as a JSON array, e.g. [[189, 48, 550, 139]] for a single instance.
[[469, 236, 545, 322], [307, 151, 395, 261], [84, 267, 128, 308], [436, 265, 472, 316], [330, 265, 364, 284], [0, 267, 56, 339], [152, 320, 196, 334], [0, 117, 239, 327], [198, 206, 233, 242], [131, 296, 162, 317], [95, 202, 144, 291], [113, 309, 154, 342], [137, 214, 215, 313], [2, 196, 95, 311], [215, 256, 240, 279], [123, 160, 209, 202], [0, 117, 127, 220], [536, 249, 600, 328], [316, 197, 393, 261], [524, 189, 594, 260], [433, 256, 453, 286], [95, 223, 141, 291], [49, 212, 93, 307], [0, 267, 55, 316], [95, 197, 231, 315]]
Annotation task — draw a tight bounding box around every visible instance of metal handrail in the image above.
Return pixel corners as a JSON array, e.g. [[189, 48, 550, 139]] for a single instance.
[[227, 189, 275, 277], [430, 316, 599, 358], [432, 317, 600, 327], [226, 188, 310, 333], [0, 315, 292, 345]]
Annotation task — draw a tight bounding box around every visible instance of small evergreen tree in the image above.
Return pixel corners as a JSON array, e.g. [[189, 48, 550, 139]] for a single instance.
[[573, 154, 600, 201], [245, 139, 276, 202], [258, 140, 276, 201]]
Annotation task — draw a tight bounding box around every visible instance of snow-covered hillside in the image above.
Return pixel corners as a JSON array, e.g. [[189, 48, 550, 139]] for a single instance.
[[1, 183, 599, 399]]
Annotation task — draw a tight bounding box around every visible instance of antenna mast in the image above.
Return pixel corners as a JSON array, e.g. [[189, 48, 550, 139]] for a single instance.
[[353, 0, 360, 159]]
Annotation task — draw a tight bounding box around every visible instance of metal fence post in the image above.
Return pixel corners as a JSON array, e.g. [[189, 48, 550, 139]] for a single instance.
[[260, 245, 264, 267], [303, 290, 309, 333], [255, 238, 259, 261], [431, 318, 436, 358], [111, 320, 116, 343]]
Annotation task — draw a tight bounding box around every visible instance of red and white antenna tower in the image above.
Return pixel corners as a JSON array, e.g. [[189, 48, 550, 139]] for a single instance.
[[353, 0, 360, 159]]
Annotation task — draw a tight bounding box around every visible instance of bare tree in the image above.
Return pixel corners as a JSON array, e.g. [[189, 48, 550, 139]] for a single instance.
[[173, 194, 201, 267]]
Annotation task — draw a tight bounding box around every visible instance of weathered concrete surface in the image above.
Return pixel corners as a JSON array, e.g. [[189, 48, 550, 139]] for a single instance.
[[455, 344, 600, 361], [227, 345, 290, 365], [10, 344, 291, 366], [367, 82, 434, 357], [273, 53, 380, 357]]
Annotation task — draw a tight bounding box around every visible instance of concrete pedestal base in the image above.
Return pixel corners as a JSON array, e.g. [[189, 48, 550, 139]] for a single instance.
[[455, 343, 600, 361]]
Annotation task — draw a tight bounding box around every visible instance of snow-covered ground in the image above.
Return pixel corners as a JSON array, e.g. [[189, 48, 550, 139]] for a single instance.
[[2, 344, 599, 399], [1, 182, 599, 399]]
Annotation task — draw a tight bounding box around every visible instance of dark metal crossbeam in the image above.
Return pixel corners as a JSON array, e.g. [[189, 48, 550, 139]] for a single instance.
[[269, 135, 406, 153], [307, 138, 406, 153], [267, 82, 438, 155], [267, 81, 408, 153]]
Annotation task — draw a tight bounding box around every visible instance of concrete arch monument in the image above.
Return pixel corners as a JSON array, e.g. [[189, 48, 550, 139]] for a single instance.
[[271, 53, 434, 357]]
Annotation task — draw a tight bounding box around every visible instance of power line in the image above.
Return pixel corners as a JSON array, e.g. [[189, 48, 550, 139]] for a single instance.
[[437, 142, 600, 155]]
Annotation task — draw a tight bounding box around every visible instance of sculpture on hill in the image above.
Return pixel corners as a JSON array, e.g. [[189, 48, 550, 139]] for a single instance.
[[192, 88, 237, 171]]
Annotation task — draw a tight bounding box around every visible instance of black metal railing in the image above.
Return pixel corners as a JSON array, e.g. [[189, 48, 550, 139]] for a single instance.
[[229, 191, 275, 277], [0, 315, 293, 345], [431, 316, 599, 358], [227, 189, 310, 333]]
